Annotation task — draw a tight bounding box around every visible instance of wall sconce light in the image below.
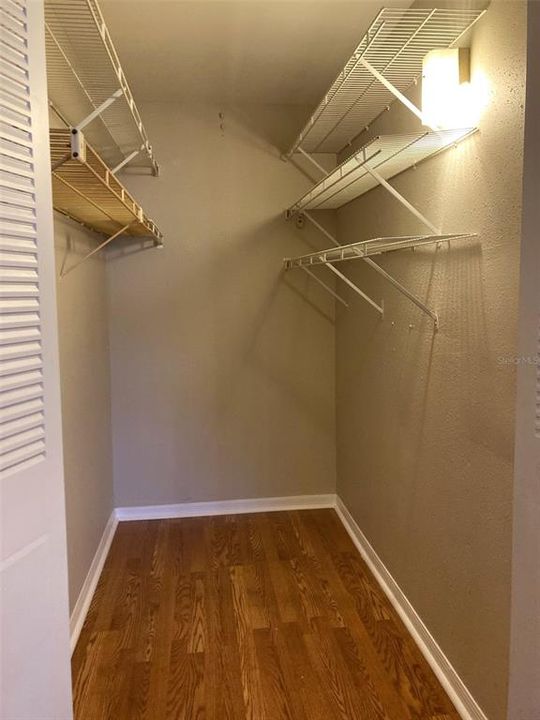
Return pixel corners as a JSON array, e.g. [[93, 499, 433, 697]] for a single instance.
[[422, 48, 475, 129]]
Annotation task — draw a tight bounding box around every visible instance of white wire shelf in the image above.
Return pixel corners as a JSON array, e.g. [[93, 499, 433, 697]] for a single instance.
[[284, 233, 476, 269], [287, 128, 475, 214], [287, 7, 485, 156], [50, 129, 163, 243], [44, 0, 158, 174]]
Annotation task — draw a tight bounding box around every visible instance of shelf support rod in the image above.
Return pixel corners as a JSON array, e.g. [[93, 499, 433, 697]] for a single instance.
[[60, 223, 133, 278], [111, 147, 142, 175], [363, 256, 438, 328], [303, 212, 339, 247], [51, 153, 71, 172], [296, 147, 328, 176], [359, 58, 426, 125], [363, 164, 440, 234], [302, 205, 439, 325], [75, 88, 123, 132], [300, 191, 436, 323], [303, 166, 439, 246], [301, 266, 349, 308], [324, 260, 383, 316], [296, 214, 350, 309]]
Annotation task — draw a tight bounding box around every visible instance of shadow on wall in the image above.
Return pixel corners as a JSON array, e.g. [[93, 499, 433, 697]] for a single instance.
[[282, 272, 335, 325], [56, 220, 154, 279], [55, 222, 109, 277], [106, 236, 158, 263], [441, 242, 513, 461], [339, 236, 487, 467], [426, 134, 517, 463], [225, 104, 314, 155], [199, 212, 335, 436]]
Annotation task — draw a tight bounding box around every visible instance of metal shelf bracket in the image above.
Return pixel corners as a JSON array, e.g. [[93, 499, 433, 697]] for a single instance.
[[324, 261, 384, 316], [362, 256, 439, 329], [289, 213, 384, 316], [301, 266, 349, 308], [304, 213, 381, 313], [75, 88, 123, 132], [304, 212, 339, 246], [296, 147, 328, 176], [288, 212, 449, 328], [60, 222, 134, 278], [363, 162, 440, 234], [111, 147, 143, 175], [71, 95, 149, 177], [359, 58, 428, 127]]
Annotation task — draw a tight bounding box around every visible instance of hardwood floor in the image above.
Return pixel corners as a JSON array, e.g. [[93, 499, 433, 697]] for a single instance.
[[72, 509, 460, 720]]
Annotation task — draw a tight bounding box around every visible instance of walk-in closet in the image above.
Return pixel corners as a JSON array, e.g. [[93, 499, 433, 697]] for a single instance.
[[1, 1, 539, 718]]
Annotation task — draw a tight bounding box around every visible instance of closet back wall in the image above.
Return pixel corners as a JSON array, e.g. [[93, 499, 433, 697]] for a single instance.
[[335, 2, 524, 718], [108, 104, 336, 507]]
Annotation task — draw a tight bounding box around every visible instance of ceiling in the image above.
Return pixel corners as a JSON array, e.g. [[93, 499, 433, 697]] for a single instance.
[[100, 0, 412, 106]]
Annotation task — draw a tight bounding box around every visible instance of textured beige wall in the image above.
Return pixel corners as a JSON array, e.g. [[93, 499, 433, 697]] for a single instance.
[[54, 216, 114, 612], [335, 3, 525, 718], [107, 104, 336, 507], [508, 2, 540, 715]]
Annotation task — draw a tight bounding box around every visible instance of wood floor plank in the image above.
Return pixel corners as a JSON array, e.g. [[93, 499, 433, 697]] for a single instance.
[[297, 513, 422, 718], [333, 625, 393, 720], [125, 661, 152, 720], [245, 514, 266, 563], [303, 620, 365, 720], [287, 556, 325, 624], [332, 550, 457, 719], [72, 631, 102, 717], [254, 628, 296, 720], [166, 651, 205, 720], [267, 559, 302, 624], [229, 564, 267, 720], [187, 573, 206, 654], [241, 561, 280, 630], [205, 640, 246, 720], [274, 621, 340, 720], [72, 509, 462, 720], [144, 526, 178, 718]]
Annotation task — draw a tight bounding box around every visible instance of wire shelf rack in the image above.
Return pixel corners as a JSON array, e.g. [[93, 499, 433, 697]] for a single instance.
[[287, 7, 485, 156], [287, 127, 476, 214], [284, 232, 476, 269], [45, 0, 158, 174], [50, 129, 163, 243]]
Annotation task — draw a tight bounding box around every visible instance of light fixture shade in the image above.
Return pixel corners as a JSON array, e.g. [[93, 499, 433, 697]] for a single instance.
[[422, 48, 471, 129]]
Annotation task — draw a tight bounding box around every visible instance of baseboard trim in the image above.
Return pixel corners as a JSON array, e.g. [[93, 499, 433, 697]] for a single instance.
[[69, 510, 118, 654], [115, 493, 336, 521], [69, 491, 487, 720], [334, 496, 488, 720]]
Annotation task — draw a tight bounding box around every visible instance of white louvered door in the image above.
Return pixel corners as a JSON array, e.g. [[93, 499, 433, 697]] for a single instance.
[[0, 1, 72, 718]]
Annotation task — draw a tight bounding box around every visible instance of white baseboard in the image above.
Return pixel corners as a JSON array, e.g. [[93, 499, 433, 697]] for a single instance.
[[334, 496, 488, 720], [115, 493, 336, 521], [69, 510, 118, 654], [69, 491, 487, 720]]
